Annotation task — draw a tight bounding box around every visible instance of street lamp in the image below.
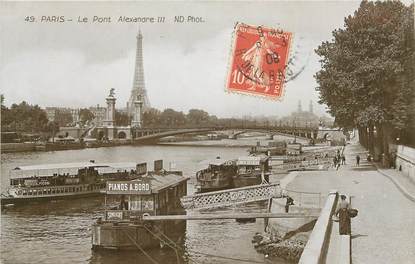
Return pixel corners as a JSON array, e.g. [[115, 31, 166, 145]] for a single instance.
[[294, 118, 297, 143]]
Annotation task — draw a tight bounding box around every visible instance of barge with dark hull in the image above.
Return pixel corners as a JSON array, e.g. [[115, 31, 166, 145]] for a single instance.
[[232, 156, 271, 188], [91, 163, 189, 251], [249, 141, 287, 156], [195, 158, 237, 193], [1, 161, 147, 206]]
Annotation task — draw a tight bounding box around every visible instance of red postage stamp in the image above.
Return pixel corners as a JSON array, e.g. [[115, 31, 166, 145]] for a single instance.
[[226, 23, 292, 99]]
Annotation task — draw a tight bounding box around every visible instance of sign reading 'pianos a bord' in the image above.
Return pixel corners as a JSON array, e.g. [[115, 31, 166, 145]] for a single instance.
[[106, 179, 151, 195]]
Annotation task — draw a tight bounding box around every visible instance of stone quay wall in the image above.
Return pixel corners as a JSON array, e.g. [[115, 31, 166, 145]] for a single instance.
[[396, 145, 415, 183], [299, 190, 338, 264]]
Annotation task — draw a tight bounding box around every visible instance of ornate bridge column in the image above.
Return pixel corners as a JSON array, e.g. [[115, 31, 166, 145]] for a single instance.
[[131, 95, 143, 128], [103, 88, 116, 139], [103, 89, 116, 127]]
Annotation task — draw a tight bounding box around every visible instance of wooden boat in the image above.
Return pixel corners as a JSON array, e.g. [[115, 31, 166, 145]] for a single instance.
[[0, 161, 147, 206], [232, 156, 270, 188], [249, 141, 287, 156], [195, 158, 237, 193], [91, 166, 189, 250], [286, 143, 303, 156]]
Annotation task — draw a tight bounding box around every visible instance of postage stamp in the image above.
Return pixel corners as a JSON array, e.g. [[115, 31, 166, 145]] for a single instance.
[[226, 23, 292, 99]]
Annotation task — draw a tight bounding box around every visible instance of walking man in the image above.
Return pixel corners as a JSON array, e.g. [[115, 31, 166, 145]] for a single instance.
[[341, 154, 346, 165], [356, 155, 360, 166]]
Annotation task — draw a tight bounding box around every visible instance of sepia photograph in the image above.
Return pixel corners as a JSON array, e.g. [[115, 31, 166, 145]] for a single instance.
[[1, 1, 414, 264]]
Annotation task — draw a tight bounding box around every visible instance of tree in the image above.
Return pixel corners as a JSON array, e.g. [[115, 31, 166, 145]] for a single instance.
[[142, 108, 161, 127], [187, 109, 210, 127], [79, 108, 95, 126], [315, 1, 414, 154], [160, 108, 186, 127], [54, 110, 73, 127], [115, 110, 131, 126], [1, 101, 49, 132], [1, 95, 12, 131]]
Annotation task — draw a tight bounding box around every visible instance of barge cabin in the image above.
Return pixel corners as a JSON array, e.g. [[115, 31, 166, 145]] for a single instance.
[[195, 158, 237, 193], [1, 161, 147, 206], [233, 156, 270, 188], [249, 141, 287, 156], [92, 164, 189, 250]]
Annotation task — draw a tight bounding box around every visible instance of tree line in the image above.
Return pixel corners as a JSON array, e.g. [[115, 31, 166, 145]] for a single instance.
[[0, 98, 273, 135], [1, 98, 97, 134], [1, 95, 321, 140], [315, 0, 415, 159]]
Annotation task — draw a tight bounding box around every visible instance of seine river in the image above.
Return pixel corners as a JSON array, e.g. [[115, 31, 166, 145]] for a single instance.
[[1, 138, 291, 264]]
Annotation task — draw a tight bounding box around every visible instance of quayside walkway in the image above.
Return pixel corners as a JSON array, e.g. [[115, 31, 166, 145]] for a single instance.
[[290, 140, 415, 264]]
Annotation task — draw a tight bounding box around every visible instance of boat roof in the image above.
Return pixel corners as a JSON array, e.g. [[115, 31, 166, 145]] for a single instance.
[[207, 159, 235, 166], [237, 155, 269, 165], [10, 162, 138, 179], [128, 173, 189, 194], [12, 162, 137, 171]]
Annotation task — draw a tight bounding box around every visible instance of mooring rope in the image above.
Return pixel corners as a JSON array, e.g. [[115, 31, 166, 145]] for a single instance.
[[150, 224, 265, 264], [142, 224, 182, 264], [122, 229, 159, 264]]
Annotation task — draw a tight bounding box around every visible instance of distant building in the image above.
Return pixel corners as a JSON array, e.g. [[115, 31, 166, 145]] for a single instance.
[[279, 101, 322, 127], [45, 107, 79, 126], [45, 107, 58, 122], [89, 105, 106, 126], [71, 109, 80, 124]]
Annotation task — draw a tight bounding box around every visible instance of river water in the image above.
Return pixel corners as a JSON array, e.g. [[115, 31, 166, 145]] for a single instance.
[[1, 138, 291, 264]]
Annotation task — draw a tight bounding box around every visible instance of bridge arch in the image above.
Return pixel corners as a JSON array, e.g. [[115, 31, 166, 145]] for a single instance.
[[117, 131, 127, 139], [98, 131, 105, 140]]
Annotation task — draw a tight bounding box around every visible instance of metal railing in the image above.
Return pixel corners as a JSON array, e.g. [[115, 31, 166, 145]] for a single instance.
[[180, 183, 282, 210], [283, 188, 323, 208]]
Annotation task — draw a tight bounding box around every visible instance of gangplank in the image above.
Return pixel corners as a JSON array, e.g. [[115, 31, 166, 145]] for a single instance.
[[272, 158, 332, 173], [142, 212, 319, 221], [180, 182, 282, 210]]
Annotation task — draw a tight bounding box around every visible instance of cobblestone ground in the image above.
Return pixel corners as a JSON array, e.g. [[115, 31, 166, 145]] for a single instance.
[[286, 141, 415, 264]]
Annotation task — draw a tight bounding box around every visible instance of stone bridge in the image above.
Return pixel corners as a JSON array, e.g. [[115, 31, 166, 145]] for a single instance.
[[131, 126, 318, 144]]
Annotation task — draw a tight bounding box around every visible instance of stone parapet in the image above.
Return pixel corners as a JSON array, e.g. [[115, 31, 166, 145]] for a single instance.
[[396, 145, 415, 182], [298, 190, 338, 264]]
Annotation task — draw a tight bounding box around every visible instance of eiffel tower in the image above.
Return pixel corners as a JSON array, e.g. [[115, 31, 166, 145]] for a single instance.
[[127, 29, 150, 115]]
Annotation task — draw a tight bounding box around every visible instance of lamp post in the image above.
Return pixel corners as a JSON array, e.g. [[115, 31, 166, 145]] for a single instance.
[[294, 118, 297, 143]]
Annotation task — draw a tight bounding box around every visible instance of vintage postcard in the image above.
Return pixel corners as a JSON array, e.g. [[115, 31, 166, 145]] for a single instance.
[[1, 1, 414, 264]]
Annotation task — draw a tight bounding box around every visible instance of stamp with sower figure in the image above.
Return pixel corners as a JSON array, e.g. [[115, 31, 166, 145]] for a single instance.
[[226, 23, 292, 99]]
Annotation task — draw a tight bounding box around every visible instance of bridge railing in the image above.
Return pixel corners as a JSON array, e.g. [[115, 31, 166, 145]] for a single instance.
[[134, 125, 319, 131], [283, 188, 324, 208], [180, 183, 282, 210]]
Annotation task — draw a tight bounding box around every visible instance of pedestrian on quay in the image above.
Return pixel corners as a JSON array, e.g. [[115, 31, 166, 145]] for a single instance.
[[333, 156, 338, 168], [285, 196, 294, 213], [335, 195, 351, 235], [356, 155, 360, 166], [341, 154, 346, 165]]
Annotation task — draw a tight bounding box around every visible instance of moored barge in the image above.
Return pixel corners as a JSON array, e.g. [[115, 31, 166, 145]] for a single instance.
[[249, 141, 287, 156], [91, 163, 189, 250], [1, 161, 147, 206], [232, 156, 271, 188], [195, 158, 237, 193]]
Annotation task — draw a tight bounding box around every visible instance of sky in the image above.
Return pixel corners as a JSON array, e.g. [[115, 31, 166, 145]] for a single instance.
[[0, 1, 370, 118]]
